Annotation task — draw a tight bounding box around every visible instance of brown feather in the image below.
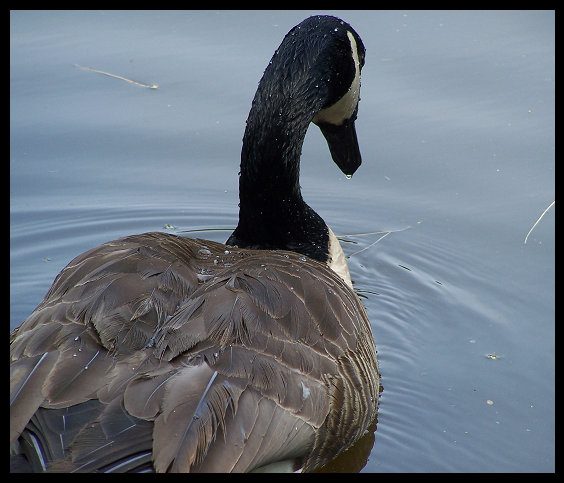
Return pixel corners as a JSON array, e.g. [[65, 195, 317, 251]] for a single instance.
[[11, 233, 378, 472]]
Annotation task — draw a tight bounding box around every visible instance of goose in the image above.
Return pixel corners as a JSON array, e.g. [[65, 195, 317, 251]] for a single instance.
[[10, 15, 379, 473]]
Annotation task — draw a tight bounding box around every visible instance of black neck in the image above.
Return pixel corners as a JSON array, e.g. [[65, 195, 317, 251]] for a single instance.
[[225, 15, 363, 262], [226, 63, 329, 262]]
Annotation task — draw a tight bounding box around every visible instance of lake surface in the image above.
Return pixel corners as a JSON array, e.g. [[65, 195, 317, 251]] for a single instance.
[[10, 10, 554, 472]]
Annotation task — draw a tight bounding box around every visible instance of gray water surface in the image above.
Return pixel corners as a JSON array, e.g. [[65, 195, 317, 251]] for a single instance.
[[10, 10, 554, 472]]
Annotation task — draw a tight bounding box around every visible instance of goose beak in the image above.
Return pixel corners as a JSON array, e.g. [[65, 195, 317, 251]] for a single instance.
[[316, 119, 362, 177]]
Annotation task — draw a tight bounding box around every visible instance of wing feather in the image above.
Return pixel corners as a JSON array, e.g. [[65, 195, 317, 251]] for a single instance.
[[10, 233, 378, 472]]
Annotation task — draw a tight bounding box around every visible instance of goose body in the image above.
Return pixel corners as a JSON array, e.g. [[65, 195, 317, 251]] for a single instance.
[[10, 16, 379, 473]]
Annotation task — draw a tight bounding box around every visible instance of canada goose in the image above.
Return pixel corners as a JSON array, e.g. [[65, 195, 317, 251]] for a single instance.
[[10, 15, 379, 473]]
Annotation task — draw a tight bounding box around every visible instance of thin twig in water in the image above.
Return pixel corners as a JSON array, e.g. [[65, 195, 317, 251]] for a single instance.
[[340, 226, 412, 238], [524, 201, 555, 244], [340, 226, 412, 258], [74, 64, 158, 89], [347, 232, 392, 257]]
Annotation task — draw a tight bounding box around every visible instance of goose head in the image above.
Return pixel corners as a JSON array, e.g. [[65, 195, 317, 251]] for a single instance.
[[227, 15, 366, 273]]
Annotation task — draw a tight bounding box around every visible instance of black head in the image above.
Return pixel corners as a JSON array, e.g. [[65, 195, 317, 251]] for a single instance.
[[295, 16, 365, 176], [307, 17, 365, 177], [251, 15, 365, 177]]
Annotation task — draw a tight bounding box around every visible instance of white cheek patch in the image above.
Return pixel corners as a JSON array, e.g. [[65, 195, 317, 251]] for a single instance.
[[313, 31, 361, 126]]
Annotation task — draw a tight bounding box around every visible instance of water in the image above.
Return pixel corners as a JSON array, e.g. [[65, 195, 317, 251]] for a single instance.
[[10, 10, 554, 472]]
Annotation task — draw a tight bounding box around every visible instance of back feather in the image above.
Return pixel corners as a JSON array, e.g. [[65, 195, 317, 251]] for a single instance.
[[10, 232, 378, 472]]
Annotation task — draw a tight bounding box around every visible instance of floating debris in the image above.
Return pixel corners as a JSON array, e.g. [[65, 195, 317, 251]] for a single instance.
[[74, 64, 158, 89], [524, 200, 554, 243], [486, 353, 501, 360]]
